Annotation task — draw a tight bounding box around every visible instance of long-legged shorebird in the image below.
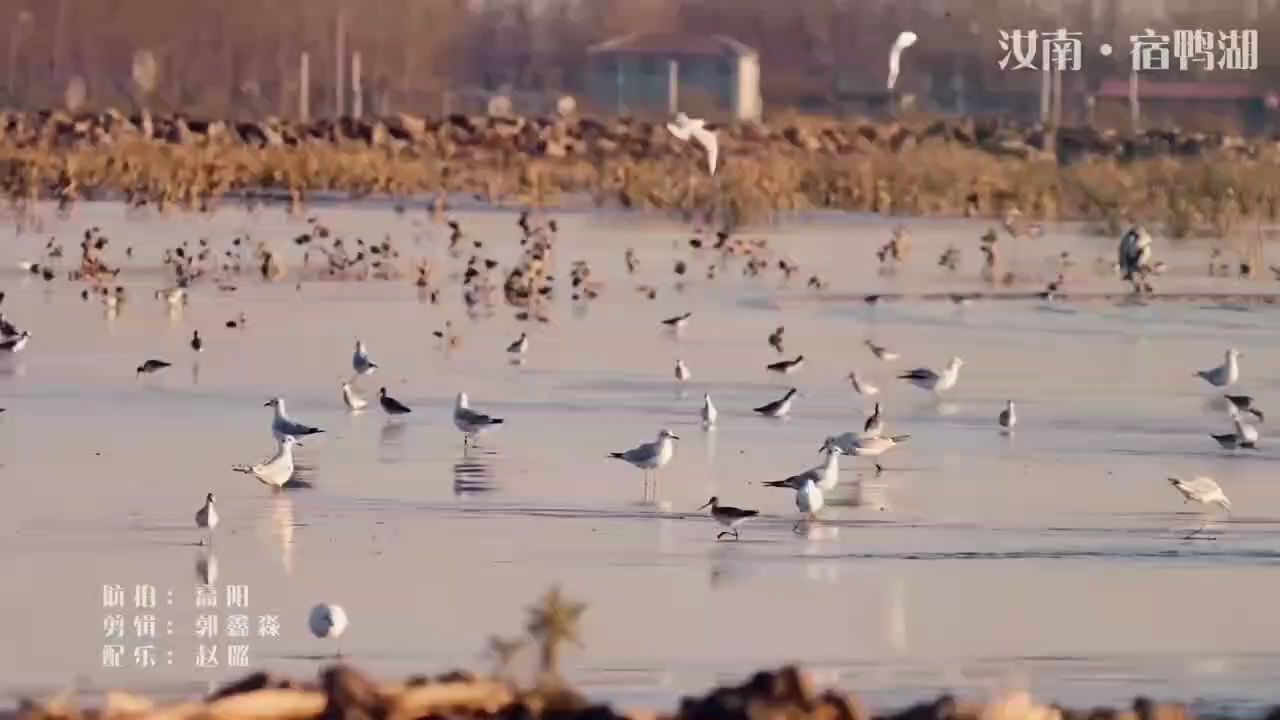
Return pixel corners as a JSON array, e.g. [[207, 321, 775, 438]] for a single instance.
[[378, 387, 412, 415], [754, 388, 799, 418], [699, 497, 758, 540], [898, 357, 963, 394], [136, 358, 172, 377], [767, 355, 805, 375]]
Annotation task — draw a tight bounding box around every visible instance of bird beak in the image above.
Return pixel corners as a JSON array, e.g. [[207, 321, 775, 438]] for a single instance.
[[698, 500, 712, 510], [670, 433, 681, 440], [263, 401, 272, 407]]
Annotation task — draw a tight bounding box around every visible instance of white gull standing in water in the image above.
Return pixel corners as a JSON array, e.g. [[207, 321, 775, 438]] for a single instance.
[[454, 392, 505, 450], [1195, 348, 1240, 388], [675, 359, 691, 382], [232, 436, 298, 489], [999, 401, 1017, 432], [701, 394, 717, 427], [609, 429, 679, 497], [266, 397, 324, 441]]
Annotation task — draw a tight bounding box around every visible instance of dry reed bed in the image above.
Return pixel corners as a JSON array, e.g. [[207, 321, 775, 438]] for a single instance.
[[0, 110, 1278, 235]]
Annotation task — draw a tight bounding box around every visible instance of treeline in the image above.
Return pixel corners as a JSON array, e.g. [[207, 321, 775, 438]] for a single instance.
[[0, 0, 1272, 118]]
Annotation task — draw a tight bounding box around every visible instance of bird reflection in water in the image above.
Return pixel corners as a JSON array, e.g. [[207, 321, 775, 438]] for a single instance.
[[380, 420, 407, 447], [284, 456, 316, 489], [453, 448, 497, 496], [255, 495, 295, 575], [708, 541, 752, 589], [195, 546, 218, 585]]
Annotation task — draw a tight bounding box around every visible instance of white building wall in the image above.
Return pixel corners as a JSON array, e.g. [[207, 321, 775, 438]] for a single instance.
[[736, 54, 762, 121]]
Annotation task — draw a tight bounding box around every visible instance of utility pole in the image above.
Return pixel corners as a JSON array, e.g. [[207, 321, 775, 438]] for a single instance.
[[335, 10, 346, 117], [667, 60, 678, 115], [351, 52, 363, 119], [299, 52, 310, 122], [1128, 65, 1140, 132]]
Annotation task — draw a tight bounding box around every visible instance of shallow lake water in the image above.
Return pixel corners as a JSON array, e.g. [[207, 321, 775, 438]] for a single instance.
[[2, 202, 1280, 713]]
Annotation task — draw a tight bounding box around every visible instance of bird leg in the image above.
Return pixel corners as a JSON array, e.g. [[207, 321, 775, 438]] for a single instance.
[[716, 531, 732, 540]]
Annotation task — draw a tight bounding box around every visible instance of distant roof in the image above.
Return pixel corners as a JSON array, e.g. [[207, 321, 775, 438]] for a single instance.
[[587, 33, 757, 58], [1097, 78, 1260, 101]]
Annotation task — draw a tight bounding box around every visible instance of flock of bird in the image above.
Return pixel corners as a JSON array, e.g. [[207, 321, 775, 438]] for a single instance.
[[1, 202, 1249, 552], [0, 118, 1259, 657]]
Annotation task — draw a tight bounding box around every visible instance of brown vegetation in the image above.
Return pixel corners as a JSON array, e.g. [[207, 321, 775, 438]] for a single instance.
[[0, 109, 1277, 236]]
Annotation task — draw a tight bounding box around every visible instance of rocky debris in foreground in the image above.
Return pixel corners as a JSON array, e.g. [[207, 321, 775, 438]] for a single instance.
[[7, 665, 1236, 720]]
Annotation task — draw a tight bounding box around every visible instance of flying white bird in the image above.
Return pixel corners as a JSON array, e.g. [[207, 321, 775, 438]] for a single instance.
[[824, 432, 909, 473], [1168, 476, 1231, 510], [887, 31, 919, 91], [352, 339, 378, 377], [666, 112, 719, 175]]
